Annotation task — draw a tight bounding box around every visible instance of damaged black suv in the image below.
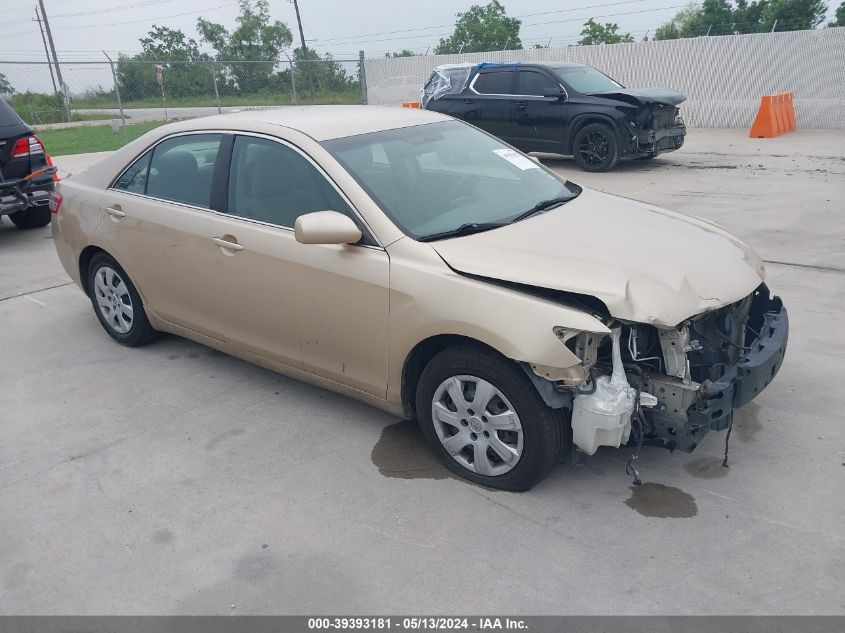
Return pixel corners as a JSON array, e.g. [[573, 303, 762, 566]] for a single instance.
[[421, 61, 686, 172]]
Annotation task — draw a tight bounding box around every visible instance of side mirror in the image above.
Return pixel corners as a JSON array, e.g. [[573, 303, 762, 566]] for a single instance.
[[543, 87, 564, 99], [295, 211, 363, 245]]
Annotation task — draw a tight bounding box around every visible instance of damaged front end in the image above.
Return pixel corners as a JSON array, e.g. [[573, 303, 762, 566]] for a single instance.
[[554, 284, 788, 457], [621, 101, 687, 159]]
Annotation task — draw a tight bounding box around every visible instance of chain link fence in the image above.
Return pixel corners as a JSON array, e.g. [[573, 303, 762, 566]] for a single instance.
[[0, 54, 366, 129]]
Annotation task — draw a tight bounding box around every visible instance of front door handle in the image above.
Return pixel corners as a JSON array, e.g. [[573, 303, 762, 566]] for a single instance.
[[105, 206, 125, 218], [515, 102, 527, 110], [212, 236, 244, 252]]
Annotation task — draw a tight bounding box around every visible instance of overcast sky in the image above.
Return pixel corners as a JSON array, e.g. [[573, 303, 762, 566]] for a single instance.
[[2, 0, 838, 62]]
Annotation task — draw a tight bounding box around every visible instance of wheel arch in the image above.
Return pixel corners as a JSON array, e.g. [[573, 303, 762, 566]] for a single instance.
[[79, 245, 109, 294], [567, 113, 622, 154], [400, 334, 509, 419]]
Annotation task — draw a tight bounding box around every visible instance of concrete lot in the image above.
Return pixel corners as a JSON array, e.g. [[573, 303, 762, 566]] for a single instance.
[[1, 129, 844, 614]]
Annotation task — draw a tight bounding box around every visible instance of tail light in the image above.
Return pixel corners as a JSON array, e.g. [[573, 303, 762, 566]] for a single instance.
[[11, 136, 45, 157], [49, 191, 63, 214], [46, 154, 59, 181]]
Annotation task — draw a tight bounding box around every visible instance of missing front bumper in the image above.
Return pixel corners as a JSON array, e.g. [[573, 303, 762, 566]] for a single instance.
[[643, 287, 788, 451]]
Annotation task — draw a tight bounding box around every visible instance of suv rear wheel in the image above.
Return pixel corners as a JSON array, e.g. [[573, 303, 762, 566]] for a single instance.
[[416, 345, 564, 491], [9, 205, 51, 229], [572, 122, 619, 172]]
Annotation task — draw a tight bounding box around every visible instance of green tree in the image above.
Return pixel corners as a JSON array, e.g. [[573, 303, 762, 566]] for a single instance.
[[117, 26, 212, 102], [384, 49, 417, 57], [831, 1, 845, 24], [291, 47, 354, 97], [197, 0, 292, 93], [578, 18, 634, 44], [0, 72, 12, 96], [762, 0, 828, 30], [655, 3, 702, 39], [434, 1, 522, 54]]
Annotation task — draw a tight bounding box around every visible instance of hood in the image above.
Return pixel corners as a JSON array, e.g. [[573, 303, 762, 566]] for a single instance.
[[591, 87, 686, 107], [429, 188, 764, 327]]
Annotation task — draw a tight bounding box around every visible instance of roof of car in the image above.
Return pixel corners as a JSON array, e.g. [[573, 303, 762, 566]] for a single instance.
[[472, 61, 589, 70], [170, 105, 452, 141]]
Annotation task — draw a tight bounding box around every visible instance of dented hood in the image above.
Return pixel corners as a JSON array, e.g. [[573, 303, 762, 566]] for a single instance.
[[591, 87, 686, 107], [429, 188, 765, 327]]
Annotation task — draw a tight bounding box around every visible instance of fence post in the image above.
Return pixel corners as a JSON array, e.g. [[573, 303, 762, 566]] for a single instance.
[[290, 60, 298, 105], [210, 60, 222, 114], [359, 50, 368, 105], [104, 51, 128, 144]]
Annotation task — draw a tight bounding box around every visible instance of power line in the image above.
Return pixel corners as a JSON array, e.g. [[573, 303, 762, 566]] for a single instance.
[[52, 2, 240, 29], [312, 0, 652, 44], [1, 0, 177, 27]]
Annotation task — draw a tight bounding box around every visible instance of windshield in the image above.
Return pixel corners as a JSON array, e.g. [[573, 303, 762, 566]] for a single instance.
[[322, 121, 578, 240], [554, 66, 622, 94]]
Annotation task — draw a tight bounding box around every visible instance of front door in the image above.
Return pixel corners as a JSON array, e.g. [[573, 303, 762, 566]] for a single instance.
[[221, 134, 390, 397], [511, 69, 570, 153]]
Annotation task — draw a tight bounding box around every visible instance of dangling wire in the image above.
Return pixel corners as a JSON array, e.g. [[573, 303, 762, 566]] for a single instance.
[[624, 363, 645, 486], [722, 415, 733, 468]]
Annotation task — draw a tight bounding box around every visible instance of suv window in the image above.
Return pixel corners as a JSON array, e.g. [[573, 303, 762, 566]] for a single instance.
[[473, 71, 514, 95], [145, 134, 222, 208], [516, 70, 559, 96], [113, 149, 152, 194], [227, 135, 353, 228]]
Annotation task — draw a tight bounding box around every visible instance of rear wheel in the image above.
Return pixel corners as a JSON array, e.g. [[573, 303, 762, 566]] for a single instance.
[[9, 205, 51, 229], [572, 122, 619, 172], [416, 345, 564, 491], [87, 252, 158, 347]]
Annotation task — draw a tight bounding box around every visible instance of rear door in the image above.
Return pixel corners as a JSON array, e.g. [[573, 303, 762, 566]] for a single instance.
[[459, 68, 517, 143], [511, 68, 570, 153]]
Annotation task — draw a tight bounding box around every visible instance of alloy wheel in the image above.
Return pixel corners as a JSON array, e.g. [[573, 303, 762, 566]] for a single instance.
[[577, 131, 610, 166]]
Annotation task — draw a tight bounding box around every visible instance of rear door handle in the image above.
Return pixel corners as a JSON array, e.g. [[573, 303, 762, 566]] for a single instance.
[[105, 206, 125, 218], [515, 102, 527, 110], [212, 236, 244, 252], [463, 99, 476, 105]]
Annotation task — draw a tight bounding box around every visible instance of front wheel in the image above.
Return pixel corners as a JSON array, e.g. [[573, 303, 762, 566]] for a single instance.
[[572, 122, 619, 172], [416, 345, 564, 491], [9, 205, 51, 229]]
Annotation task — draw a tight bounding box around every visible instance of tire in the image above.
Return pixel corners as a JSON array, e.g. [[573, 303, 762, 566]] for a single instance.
[[416, 344, 564, 491], [572, 122, 619, 172], [9, 205, 51, 229], [86, 252, 158, 347]]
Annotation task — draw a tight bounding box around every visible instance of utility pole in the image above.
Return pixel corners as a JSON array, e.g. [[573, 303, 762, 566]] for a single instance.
[[33, 6, 57, 94], [37, 0, 69, 121], [291, 0, 314, 96]]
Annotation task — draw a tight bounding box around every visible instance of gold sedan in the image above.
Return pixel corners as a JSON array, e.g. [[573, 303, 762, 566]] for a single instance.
[[51, 106, 786, 490]]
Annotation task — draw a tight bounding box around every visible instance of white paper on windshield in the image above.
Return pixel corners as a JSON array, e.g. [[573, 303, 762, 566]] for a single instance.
[[493, 148, 539, 170]]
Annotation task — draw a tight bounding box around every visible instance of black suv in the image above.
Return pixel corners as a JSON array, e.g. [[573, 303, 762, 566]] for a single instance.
[[421, 62, 686, 172], [0, 99, 56, 229]]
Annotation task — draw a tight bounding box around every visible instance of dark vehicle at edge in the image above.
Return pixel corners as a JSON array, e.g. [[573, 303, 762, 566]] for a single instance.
[[421, 61, 687, 172], [0, 98, 56, 229]]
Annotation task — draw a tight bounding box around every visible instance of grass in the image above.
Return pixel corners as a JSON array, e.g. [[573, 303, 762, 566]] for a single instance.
[[36, 121, 169, 156], [72, 87, 364, 110]]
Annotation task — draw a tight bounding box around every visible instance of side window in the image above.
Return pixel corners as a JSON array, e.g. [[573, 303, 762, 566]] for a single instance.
[[146, 134, 222, 208], [227, 135, 353, 229], [516, 71, 559, 96], [113, 149, 152, 194], [473, 71, 514, 95]]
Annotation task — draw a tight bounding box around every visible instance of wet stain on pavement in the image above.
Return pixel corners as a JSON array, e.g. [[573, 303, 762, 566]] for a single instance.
[[624, 483, 698, 518], [734, 404, 763, 442], [152, 529, 175, 545], [684, 456, 729, 479], [205, 428, 245, 450], [371, 420, 453, 480]]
